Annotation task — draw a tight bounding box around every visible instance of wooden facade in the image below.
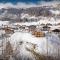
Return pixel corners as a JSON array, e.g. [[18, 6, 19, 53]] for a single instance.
[[32, 31, 45, 37]]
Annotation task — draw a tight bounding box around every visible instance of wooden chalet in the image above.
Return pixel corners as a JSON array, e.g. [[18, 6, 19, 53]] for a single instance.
[[32, 31, 45, 37]]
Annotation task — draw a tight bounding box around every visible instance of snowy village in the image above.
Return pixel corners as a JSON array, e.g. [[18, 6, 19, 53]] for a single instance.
[[0, 1, 60, 60]]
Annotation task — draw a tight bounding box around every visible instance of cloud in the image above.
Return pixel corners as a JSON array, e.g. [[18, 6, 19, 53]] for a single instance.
[[0, 2, 37, 9], [0, 1, 60, 9], [38, 1, 60, 6]]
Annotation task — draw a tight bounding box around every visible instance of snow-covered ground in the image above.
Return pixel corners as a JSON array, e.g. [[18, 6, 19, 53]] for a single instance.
[[7, 31, 60, 60], [0, 21, 9, 26]]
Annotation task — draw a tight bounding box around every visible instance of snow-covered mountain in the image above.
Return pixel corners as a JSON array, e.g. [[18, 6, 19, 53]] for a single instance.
[[0, 3, 60, 22]]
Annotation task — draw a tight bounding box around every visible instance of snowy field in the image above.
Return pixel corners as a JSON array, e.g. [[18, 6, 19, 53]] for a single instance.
[[0, 30, 60, 60]]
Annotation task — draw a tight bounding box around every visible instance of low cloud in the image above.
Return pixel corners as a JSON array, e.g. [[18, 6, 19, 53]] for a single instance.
[[0, 2, 37, 9]]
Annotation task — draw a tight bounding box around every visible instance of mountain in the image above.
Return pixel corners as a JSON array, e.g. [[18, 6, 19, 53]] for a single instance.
[[0, 3, 60, 22]]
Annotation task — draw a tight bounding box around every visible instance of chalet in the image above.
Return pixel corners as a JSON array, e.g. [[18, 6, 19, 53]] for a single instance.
[[42, 25, 51, 31], [46, 23, 52, 26], [32, 31, 45, 37], [19, 25, 29, 32], [40, 23, 45, 26], [52, 29, 60, 34], [28, 25, 36, 32], [19, 26, 25, 29], [4, 27, 14, 34]]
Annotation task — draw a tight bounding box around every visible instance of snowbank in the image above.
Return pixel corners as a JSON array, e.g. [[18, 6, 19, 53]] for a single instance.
[[10, 32, 60, 57], [50, 10, 60, 15], [0, 21, 9, 26]]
